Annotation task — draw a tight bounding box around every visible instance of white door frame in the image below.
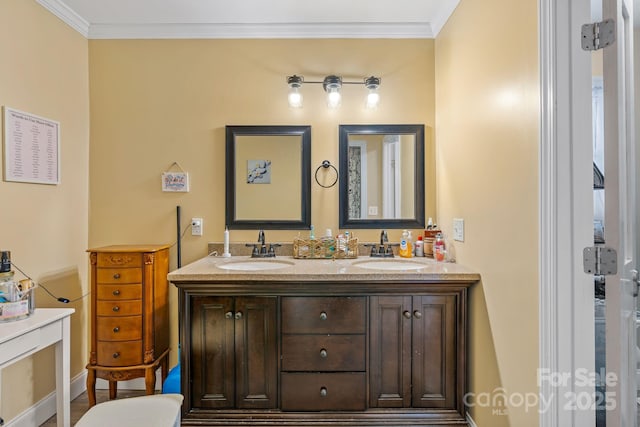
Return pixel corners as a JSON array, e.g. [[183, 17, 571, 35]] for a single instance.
[[539, 0, 596, 426]]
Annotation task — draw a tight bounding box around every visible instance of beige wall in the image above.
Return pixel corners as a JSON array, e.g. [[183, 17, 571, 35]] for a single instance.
[[88, 38, 436, 365], [0, 0, 89, 421], [435, 0, 540, 426]]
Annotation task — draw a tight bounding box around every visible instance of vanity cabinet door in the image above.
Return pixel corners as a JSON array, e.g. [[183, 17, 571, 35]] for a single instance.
[[190, 296, 277, 410], [369, 295, 457, 409]]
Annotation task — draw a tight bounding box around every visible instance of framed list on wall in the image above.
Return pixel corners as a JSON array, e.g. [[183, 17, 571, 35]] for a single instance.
[[2, 106, 60, 185]]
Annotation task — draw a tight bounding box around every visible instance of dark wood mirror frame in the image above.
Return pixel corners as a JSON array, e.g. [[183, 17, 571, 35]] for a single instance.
[[225, 125, 311, 230], [338, 124, 425, 229]]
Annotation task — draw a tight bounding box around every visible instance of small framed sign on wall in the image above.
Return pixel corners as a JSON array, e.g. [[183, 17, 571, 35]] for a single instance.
[[162, 162, 190, 192], [3, 106, 60, 185]]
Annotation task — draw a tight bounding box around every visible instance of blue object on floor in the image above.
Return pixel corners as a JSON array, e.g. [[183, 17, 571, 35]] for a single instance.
[[162, 363, 180, 394]]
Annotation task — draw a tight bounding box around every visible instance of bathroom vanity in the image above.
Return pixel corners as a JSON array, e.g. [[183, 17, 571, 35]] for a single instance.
[[168, 256, 479, 426]]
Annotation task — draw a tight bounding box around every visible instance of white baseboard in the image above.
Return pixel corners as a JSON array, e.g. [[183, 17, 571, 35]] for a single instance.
[[5, 371, 87, 427], [466, 411, 478, 427]]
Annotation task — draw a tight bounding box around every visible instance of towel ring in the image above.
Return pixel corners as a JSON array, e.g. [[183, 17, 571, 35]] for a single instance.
[[314, 160, 338, 188]]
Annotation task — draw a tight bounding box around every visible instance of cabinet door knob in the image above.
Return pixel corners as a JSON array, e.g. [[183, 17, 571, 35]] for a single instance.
[[413, 310, 422, 319], [320, 387, 328, 397], [112, 289, 121, 296], [113, 273, 121, 279], [112, 352, 120, 359], [319, 311, 328, 321], [113, 326, 120, 333], [403, 310, 412, 319], [235, 311, 243, 320], [319, 348, 328, 358], [225, 311, 234, 319], [112, 306, 120, 312]]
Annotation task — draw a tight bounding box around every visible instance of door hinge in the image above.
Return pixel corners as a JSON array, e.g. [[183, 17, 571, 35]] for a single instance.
[[581, 19, 616, 51], [583, 246, 617, 276]]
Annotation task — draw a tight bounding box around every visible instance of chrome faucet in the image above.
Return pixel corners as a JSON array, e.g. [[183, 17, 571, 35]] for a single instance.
[[365, 230, 396, 257], [246, 230, 280, 258]]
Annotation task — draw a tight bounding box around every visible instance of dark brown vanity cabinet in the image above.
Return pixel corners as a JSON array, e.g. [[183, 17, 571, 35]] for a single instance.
[[174, 278, 474, 426], [370, 295, 459, 410], [189, 296, 278, 410]]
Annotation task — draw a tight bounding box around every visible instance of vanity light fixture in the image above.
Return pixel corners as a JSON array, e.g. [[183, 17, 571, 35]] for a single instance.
[[287, 74, 381, 109]]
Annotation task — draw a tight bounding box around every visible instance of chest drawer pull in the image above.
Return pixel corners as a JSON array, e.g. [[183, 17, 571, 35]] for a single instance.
[[320, 387, 328, 397], [320, 311, 327, 321], [403, 310, 412, 319], [112, 289, 121, 296], [113, 273, 121, 279], [225, 311, 234, 319], [112, 352, 120, 359], [234, 311, 243, 320], [319, 348, 328, 358], [413, 310, 422, 319], [113, 326, 120, 333], [112, 306, 120, 312]]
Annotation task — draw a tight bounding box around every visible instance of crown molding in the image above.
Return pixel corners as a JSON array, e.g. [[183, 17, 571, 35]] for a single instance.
[[36, 0, 89, 37], [87, 22, 435, 39], [429, 0, 460, 36]]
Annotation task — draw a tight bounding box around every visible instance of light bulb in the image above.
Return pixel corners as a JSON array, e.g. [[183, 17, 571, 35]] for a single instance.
[[366, 89, 380, 109], [327, 87, 341, 109], [288, 87, 303, 108]]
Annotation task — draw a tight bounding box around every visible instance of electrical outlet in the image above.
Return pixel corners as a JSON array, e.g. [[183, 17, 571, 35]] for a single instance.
[[191, 218, 203, 236], [453, 218, 464, 242], [368, 206, 378, 216]]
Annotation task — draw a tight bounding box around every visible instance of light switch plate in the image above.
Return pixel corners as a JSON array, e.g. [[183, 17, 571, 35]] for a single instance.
[[452, 218, 464, 242]]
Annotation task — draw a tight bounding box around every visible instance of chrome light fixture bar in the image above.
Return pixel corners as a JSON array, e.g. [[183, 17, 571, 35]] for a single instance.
[[287, 74, 381, 109]]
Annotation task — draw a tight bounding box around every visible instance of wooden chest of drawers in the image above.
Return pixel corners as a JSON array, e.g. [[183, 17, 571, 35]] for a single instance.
[[86, 245, 170, 407], [280, 296, 366, 411]]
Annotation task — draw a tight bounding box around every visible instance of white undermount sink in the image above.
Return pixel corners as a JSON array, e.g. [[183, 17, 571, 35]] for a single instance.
[[216, 259, 295, 271], [352, 259, 427, 271]]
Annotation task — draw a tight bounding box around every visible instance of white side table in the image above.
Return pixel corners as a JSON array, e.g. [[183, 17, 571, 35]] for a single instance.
[[0, 308, 74, 427]]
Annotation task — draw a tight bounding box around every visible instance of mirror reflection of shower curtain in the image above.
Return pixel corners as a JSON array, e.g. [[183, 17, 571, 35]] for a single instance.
[[348, 145, 363, 219]]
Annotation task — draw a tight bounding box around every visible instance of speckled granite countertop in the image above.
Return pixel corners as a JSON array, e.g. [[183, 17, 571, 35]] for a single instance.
[[168, 255, 480, 283]]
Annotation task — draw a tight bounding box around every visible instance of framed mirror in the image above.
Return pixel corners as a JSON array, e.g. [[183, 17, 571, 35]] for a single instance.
[[225, 125, 311, 229], [339, 124, 425, 229]]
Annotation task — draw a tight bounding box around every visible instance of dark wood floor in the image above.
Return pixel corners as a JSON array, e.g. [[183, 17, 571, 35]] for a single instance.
[[40, 390, 148, 426]]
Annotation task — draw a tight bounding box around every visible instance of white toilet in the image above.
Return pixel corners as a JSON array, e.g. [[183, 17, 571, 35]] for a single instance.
[[75, 394, 183, 427]]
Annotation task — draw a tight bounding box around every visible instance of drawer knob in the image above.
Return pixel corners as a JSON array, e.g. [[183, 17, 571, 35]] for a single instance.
[[113, 352, 120, 359], [113, 273, 121, 279], [112, 306, 120, 312], [113, 326, 120, 333], [225, 311, 234, 319], [319, 311, 328, 321], [319, 349, 328, 358], [403, 310, 412, 319], [235, 311, 243, 320], [112, 289, 121, 296], [320, 387, 328, 397], [413, 310, 422, 319]]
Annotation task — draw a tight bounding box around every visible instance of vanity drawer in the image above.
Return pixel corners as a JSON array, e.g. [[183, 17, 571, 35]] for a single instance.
[[281, 372, 365, 411], [281, 335, 365, 371], [97, 268, 142, 284], [96, 300, 142, 316], [96, 315, 142, 341], [97, 252, 142, 268], [282, 297, 365, 334], [97, 284, 142, 301], [97, 340, 142, 366]]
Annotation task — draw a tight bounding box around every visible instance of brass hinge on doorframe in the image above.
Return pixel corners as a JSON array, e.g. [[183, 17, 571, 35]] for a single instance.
[[583, 246, 617, 276], [581, 19, 616, 51]]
